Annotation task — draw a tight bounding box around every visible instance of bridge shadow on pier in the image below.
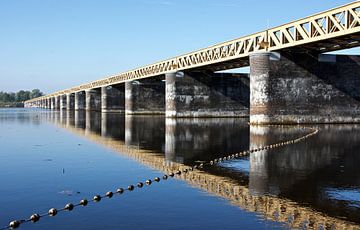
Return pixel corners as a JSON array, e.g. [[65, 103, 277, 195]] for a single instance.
[[46, 111, 360, 229]]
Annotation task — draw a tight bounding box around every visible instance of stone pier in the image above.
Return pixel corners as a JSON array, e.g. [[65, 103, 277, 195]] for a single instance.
[[54, 96, 60, 110], [50, 97, 55, 110], [75, 91, 86, 110], [85, 89, 101, 111], [60, 95, 67, 110], [46, 98, 51, 109], [249, 52, 360, 124], [66, 93, 75, 110], [125, 77, 165, 115], [101, 85, 125, 113], [165, 71, 249, 117]]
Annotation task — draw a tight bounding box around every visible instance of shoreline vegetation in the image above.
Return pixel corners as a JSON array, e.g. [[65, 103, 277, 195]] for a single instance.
[[0, 89, 43, 108]]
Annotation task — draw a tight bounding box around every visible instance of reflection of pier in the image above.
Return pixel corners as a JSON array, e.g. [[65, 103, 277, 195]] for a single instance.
[[249, 125, 360, 223], [47, 111, 360, 229]]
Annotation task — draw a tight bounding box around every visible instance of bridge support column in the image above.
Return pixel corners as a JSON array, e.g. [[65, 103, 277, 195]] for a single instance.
[[54, 96, 60, 110], [85, 89, 101, 111], [66, 93, 75, 110], [101, 85, 125, 113], [50, 97, 55, 110], [165, 71, 249, 117], [125, 77, 165, 115], [75, 91, 86, 110], [47, 98, 51, 109], [60, 95, 67, 110], [250, 52, 360, 124]]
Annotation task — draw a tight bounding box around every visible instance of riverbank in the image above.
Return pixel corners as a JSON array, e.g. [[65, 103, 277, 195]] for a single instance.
[[0, 102, 24, 108]]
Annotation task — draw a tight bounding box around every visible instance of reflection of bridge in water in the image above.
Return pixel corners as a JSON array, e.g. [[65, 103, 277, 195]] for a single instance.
[[46, 111, 360, 229]]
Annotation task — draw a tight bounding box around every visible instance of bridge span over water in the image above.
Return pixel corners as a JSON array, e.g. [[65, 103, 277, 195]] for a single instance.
[[26, 2, 360, 124]]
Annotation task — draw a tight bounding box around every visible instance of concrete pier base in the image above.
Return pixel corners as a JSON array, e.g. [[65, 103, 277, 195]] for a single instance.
[[101, 85, 125, 113], [50, 97, 55, 110], [249, 52, 360, 124], [165, 71, 249, 117], [60, 95, 67, 110], [125, 77, 165, 115], [66, 93, 75, 110], [54, 96, 60, 110], [75, 91, 86, 110], [85, 89, 101, 111], [46, 99, 49, 109]]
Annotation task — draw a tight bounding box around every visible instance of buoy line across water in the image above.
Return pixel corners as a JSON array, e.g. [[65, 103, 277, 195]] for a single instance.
[[1, 125, 319, 229]]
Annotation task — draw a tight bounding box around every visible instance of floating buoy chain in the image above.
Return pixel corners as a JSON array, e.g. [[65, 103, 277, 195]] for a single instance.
[[1, 126, 318, 229]]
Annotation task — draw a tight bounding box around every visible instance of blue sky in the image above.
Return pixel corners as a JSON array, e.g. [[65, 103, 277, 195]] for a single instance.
[[0, 0, 357, 93]]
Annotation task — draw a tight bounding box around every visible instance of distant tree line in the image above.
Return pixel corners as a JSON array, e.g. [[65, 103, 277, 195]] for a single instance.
[[0, 89, 43, 102]]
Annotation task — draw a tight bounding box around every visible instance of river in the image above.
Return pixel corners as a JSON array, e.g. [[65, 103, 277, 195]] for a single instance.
[[0, 108, 359, 229]]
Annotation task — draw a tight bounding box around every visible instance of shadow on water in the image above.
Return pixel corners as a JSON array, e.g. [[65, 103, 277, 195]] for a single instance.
[[42, 110, 360, 229]]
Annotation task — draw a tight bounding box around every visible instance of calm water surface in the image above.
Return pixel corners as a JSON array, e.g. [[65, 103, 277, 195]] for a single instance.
[[0, 108, 359, 229]]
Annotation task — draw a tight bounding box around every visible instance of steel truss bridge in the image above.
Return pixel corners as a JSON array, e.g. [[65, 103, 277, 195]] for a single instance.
[[27, 1, 360, 103]]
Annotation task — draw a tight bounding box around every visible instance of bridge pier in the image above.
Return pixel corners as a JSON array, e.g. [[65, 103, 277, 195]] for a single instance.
[[54, 96, 60, 110], [75, 91, 86, 110], [50, 97, 55, 110], [101, 85, 125, 113], [66, 93, 75, 110], [165, 71, 249, 117], [45, 98, 50, 109], [250, 52, 360, 124], [60, 95, 67, 110], [85, 89, 101, 111], [125, 77, 165, 115]]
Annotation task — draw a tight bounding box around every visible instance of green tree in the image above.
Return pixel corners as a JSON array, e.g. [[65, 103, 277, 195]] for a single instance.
[[30, 89, 43, 99], [15, 90, 30, 102]]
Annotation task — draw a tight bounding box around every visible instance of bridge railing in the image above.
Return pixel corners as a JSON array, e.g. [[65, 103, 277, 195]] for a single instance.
[[267, 2, 360, 51]]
